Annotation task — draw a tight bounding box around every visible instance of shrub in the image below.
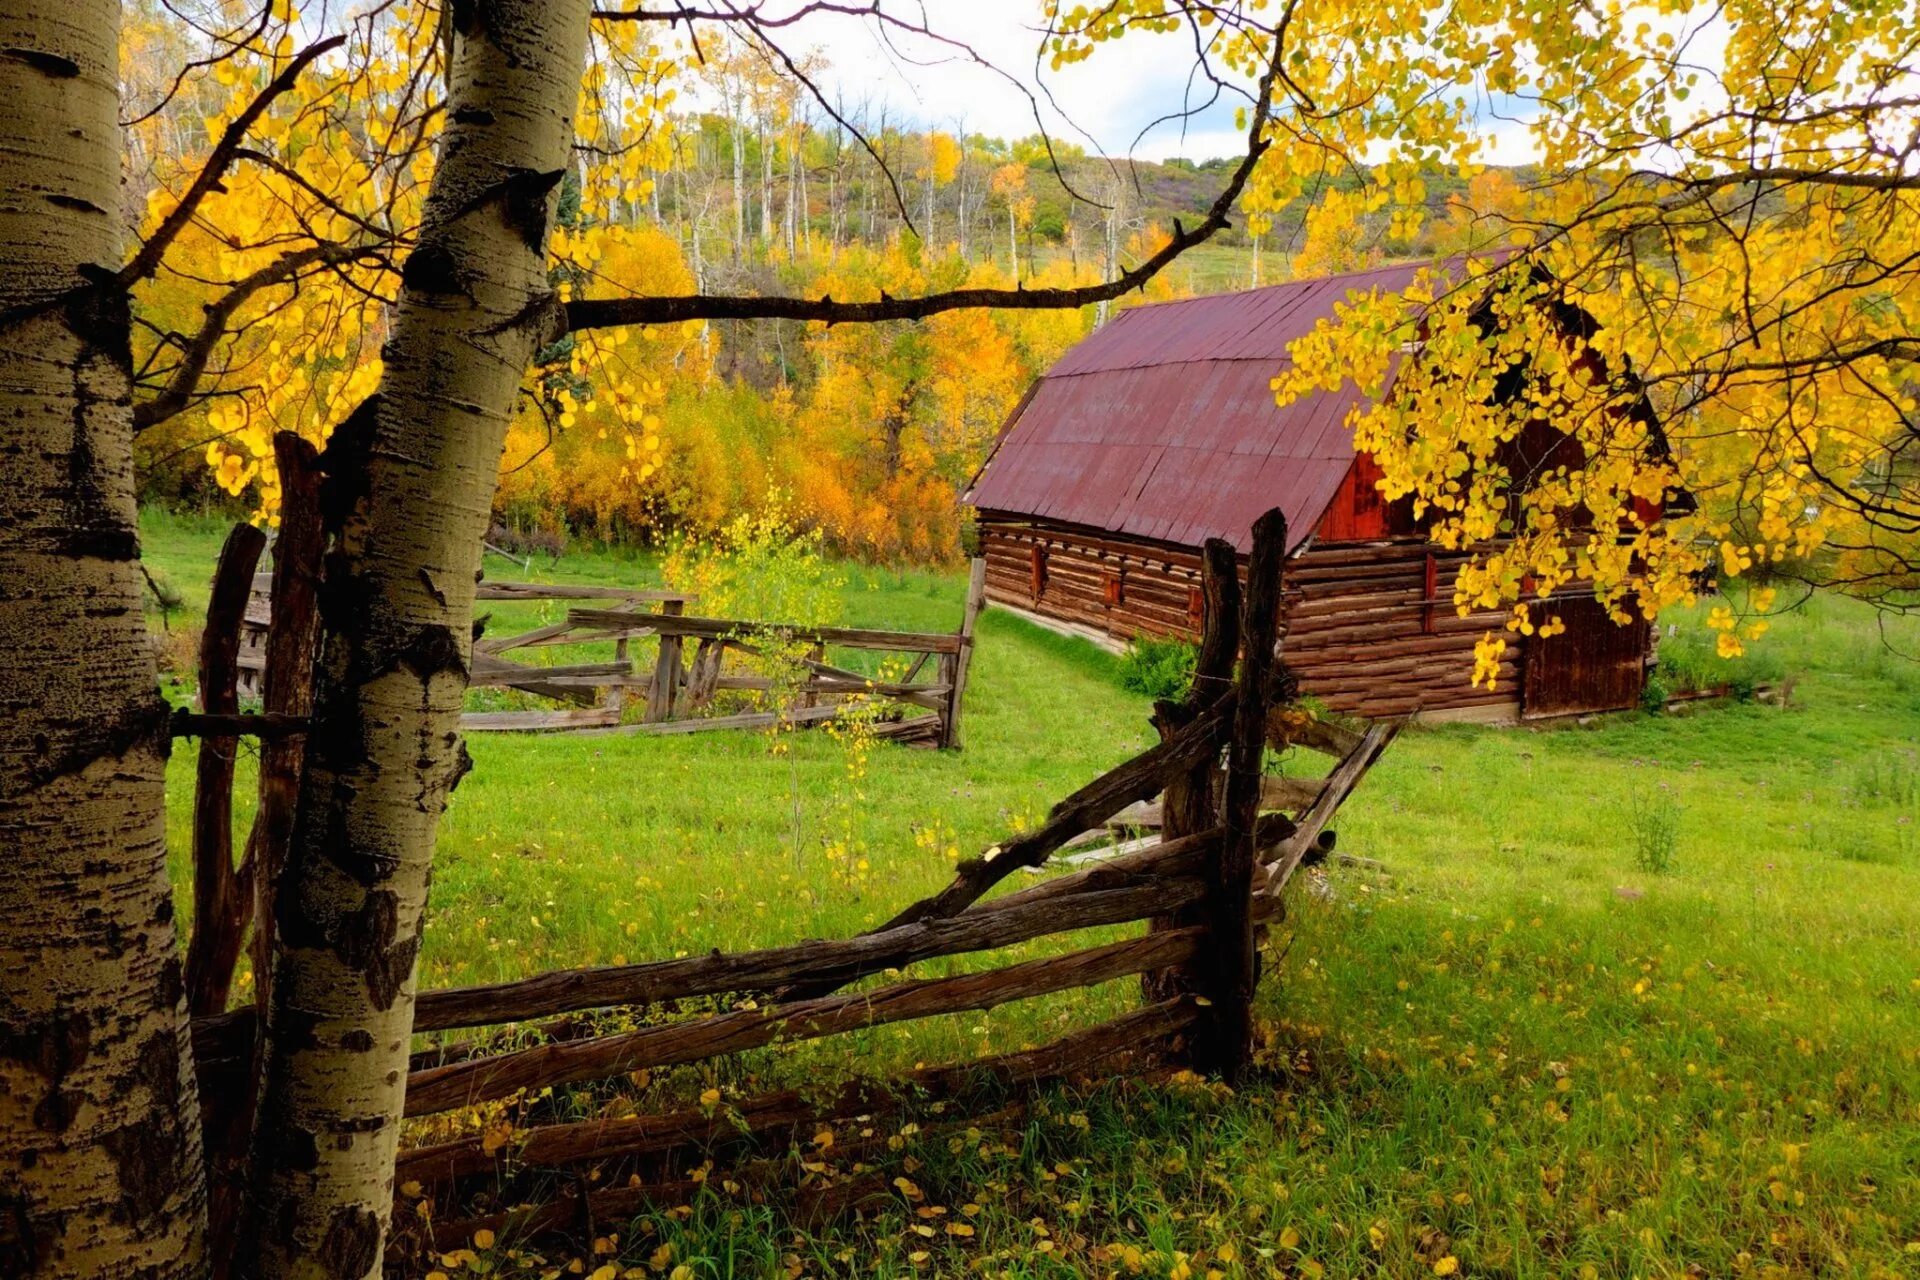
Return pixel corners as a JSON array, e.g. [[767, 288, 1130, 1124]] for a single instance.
[[1639, 670, 1671, 714], [1118, 636, 1198, 701], [1628, 791, 1681, 874], [661, 491, 845, 627]]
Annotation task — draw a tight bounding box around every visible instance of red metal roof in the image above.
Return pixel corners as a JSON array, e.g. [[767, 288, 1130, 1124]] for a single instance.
[[966, 256, 1480, 553]]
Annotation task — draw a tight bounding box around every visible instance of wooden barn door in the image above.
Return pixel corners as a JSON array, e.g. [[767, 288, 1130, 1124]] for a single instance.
[[1522, 597, 1649, 718]]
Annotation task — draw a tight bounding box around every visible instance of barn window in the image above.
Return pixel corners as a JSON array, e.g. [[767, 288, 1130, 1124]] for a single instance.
[[1103, 570, 1124, 607], [1029, 544, 1048, 600]]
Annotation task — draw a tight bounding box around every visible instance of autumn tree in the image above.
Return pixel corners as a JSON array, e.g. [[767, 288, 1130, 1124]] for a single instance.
[[1059, 0, 1920, 656], [989, 162, 1034, 278]]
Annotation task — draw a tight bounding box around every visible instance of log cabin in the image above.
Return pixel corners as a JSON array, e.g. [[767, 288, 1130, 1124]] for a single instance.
[[963, 256, 1663, 722]]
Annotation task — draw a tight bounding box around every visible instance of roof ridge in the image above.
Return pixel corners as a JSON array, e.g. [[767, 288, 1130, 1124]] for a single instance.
[[1110, 250, 1489, 320]]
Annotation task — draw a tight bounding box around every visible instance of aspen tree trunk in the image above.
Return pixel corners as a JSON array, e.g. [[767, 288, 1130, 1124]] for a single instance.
[[0, 3, 208, 1277], [730, 105, 746, 258], [237, 3, 592, 1275]]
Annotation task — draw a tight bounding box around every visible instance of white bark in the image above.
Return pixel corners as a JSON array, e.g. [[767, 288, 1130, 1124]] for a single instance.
[[238, 3, 593, 1276], [0, 3, 207, 1276]]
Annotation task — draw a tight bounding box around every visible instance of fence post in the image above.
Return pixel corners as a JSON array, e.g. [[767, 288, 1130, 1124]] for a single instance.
[[1142, 538, 1240, 1004], [644, 597, 685, 722], [1192, 508, 1287, 1083], [939, 558, 987, 749], [607, 634, 630, 716], [246, 432, 327, 1014], [184, 521, 268, 1019]]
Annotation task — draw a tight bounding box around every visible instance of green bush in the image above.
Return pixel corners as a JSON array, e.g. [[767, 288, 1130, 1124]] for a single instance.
[[1118, 636, 1198, 701], [1639, 670, 1671, 713]]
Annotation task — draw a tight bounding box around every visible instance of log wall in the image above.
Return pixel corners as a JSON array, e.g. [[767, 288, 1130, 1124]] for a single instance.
[[979, 517, 1533, 720]]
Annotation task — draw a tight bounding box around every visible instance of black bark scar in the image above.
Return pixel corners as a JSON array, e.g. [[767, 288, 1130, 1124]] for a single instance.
[[2, 47, 81, 77], [316, 1204, 381, 1278]]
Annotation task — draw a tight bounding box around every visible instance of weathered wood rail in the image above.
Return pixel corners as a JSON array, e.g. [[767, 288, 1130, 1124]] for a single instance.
[[183, 504, 1397, 1258]]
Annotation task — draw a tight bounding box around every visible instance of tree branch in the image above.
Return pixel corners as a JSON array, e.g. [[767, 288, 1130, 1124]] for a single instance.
[[564, 41, 1281, 332], [133, 241, 385, 433]]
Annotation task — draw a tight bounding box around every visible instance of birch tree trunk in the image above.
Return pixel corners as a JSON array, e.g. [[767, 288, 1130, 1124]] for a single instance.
[[0, 3, 207, 1276], [237, 3, 593, 1275]]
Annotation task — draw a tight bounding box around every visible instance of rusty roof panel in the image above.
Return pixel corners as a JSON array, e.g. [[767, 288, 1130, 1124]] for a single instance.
[[964, 257, 1499, 552], [1051, 259, 1450, 376]]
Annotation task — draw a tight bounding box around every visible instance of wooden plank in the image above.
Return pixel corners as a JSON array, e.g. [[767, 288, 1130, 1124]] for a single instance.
[[512, 626, 663, 649], [476, 618, 579, 655], [711, 675, 950, 699], [941, 558, 988, 749], [608, 632, 631, 714], [476, 582, 691, 603], [402, 927, 1203, 1116], [601, 703, 847, 736], [410, 880, 1196, 1033], [460, 708, 623, 732], [842, 686, 1244, 933], [683, 637, 722, 711], [868, 713, 943, 742], [981, 828, 1221, 916], [570, 608, 963, 655], [394, 999, 1196, 1193], [1261, 775, 1325, 811], [1258, 720, 1400, 896], [245, 434, 325, 1016], [1144, 537, 1238, 1006], [1267, 709, 1364, 758], [644, 598, 685, 722], [469, 656, 633, 684]]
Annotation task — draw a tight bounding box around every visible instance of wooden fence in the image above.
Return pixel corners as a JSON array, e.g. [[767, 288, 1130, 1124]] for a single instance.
[[176, 490, 1395, 1258], [243, 560, 988, 746]]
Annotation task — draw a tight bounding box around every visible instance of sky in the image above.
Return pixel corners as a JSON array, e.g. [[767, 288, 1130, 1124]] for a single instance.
[[710, 0, 1553, 166], [723, 1, 1255, 163]]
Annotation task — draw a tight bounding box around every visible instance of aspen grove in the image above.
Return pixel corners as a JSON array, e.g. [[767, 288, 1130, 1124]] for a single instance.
[[2, 0, 1917, 1277]]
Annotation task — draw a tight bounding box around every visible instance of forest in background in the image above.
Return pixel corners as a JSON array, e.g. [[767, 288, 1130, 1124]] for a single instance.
[[128, 19, 1513, 564]]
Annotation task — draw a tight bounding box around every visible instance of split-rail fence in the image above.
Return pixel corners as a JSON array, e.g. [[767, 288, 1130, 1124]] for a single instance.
[[170, 448, 1393, 1260], [240, 555, 986, 746]]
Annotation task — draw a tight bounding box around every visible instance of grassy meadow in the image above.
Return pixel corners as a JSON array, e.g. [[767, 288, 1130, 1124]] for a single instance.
[[141, 510, 1920, 1280]]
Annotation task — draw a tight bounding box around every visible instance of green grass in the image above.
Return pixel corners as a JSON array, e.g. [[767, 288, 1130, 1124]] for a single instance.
[[142, 511, 1920, 1279]]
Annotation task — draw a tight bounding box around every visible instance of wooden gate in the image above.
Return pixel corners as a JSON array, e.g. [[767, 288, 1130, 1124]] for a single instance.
[[1522, 596, 1649, 717]]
